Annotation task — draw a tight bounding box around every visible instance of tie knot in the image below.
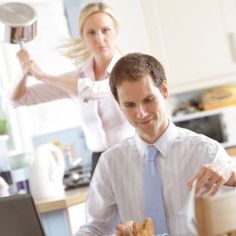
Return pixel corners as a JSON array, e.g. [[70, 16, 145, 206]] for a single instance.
[[144, 145, 158, 161]]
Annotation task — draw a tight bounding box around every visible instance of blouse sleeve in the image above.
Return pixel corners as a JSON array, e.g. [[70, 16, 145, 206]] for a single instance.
[[11, 83, 69, 107], [10, 71, 78, 107]]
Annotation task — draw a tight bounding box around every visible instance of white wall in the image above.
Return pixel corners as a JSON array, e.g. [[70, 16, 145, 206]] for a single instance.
[[105, 0, 151, 54]]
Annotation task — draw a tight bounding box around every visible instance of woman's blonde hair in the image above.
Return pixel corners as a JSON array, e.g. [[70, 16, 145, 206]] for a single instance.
[[59, 2, 119, 66]]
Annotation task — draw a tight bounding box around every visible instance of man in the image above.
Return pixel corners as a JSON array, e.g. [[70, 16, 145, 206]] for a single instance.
[[77, 53, 236, 236]]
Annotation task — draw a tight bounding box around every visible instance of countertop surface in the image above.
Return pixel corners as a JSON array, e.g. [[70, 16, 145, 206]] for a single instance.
[[226, 146, 236, 157], [35, 186, 88, 213]]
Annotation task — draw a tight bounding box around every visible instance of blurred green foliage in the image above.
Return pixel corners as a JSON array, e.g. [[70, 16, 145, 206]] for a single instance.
[[0, 118, 8, 135]]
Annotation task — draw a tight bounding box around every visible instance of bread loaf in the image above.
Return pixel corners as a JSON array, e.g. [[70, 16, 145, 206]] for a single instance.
[[116, 218, 154, 236]]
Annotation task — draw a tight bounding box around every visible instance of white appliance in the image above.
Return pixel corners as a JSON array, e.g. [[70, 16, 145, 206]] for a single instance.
[[173, 106, 236, 148], [29, 143, 65, 199]]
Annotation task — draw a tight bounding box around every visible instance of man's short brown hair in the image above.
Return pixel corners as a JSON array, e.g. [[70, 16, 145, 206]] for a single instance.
[[109, 53, 166, 102]]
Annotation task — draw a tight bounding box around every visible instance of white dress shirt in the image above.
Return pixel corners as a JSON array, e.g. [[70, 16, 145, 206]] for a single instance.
[[77, 122, 233, 236]]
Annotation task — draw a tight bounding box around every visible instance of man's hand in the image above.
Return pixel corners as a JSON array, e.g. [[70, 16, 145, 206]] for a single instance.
[[187, 160, 235, 196]]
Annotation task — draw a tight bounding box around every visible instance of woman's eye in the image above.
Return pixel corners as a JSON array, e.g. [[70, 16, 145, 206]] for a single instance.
[[87, 30, 96, 36], [102, 27, 110, 33]]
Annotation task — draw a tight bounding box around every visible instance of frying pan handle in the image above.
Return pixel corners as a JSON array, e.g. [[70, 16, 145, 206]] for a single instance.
[[18, 39, 24, 49]]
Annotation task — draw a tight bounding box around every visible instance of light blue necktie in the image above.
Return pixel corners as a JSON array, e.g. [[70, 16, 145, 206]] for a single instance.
[[144, 145, 169, 234]]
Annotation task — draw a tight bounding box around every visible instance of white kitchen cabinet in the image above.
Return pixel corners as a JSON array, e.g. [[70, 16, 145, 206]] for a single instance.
[[36, 187, 88, 236], [39, 201, 86, 236], [107, 0, 151, 54], [140, 0, 236, 94], [68, 202, 86, 235], [39, 205, 83, 236]]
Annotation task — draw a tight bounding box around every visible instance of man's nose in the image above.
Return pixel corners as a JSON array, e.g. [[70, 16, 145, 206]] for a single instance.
[[136, 105, 148, 119]]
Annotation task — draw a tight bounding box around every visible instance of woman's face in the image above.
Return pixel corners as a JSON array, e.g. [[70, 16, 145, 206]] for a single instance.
[[81, 12, 118, 60]]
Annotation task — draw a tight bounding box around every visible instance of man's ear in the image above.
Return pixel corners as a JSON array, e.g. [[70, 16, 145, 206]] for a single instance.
[[161, 80, 168, 98]]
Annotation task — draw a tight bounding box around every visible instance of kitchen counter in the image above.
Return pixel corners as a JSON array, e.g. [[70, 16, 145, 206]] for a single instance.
[[226, 147, 236, 157], [35, 186, 88, 213], [34, 186, 88, 236]]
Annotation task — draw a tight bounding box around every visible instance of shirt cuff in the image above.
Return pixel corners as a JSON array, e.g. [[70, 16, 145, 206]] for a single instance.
[[77, 78, 110, 102]]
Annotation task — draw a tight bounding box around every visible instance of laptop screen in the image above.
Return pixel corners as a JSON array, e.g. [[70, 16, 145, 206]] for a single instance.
[[0, 194, 45, 236]]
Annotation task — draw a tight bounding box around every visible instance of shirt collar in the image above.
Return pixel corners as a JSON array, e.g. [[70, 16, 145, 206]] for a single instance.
[[134, 121, 178, 158], [80, 50, 122, 80], [81, 57, 94, 79], [107, 50, 122, 73]]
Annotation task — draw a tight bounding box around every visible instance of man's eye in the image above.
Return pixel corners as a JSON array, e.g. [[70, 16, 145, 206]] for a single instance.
[[144, 97, 154, 103], [123, 103, 135, 108]]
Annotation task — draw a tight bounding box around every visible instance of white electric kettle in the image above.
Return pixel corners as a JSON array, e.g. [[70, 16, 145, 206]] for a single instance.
[[29, 143, 65, 199]]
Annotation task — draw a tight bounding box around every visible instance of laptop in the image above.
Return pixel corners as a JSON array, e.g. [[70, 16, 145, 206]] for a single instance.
[[0, 193, 45, 236]]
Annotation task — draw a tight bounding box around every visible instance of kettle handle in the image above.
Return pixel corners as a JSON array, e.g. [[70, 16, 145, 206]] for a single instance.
[[47, 144, 65, 178]]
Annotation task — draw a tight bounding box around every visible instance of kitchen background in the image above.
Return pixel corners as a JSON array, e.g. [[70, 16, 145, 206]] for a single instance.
[[0, 0, 236, 194]]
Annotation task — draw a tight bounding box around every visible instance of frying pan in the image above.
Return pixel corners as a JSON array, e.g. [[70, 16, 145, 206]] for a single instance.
[[0, 2, 37, 48]]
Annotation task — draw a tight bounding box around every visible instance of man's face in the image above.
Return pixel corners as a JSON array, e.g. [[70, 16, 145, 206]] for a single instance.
[[117, 74, 169, 143]]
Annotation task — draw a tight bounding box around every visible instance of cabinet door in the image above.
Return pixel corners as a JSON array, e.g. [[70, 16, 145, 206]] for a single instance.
[[141, 0, 236, 93], [68, 202, 86, 235], [108, 0, 151, 54]]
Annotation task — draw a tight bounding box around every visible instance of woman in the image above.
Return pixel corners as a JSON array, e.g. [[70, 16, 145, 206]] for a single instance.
[[11, 2, 134, 176]]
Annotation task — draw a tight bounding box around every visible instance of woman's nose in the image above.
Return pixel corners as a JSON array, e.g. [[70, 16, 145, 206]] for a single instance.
[[136, 105, 148, 119], [96, 31, 104, 43]]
